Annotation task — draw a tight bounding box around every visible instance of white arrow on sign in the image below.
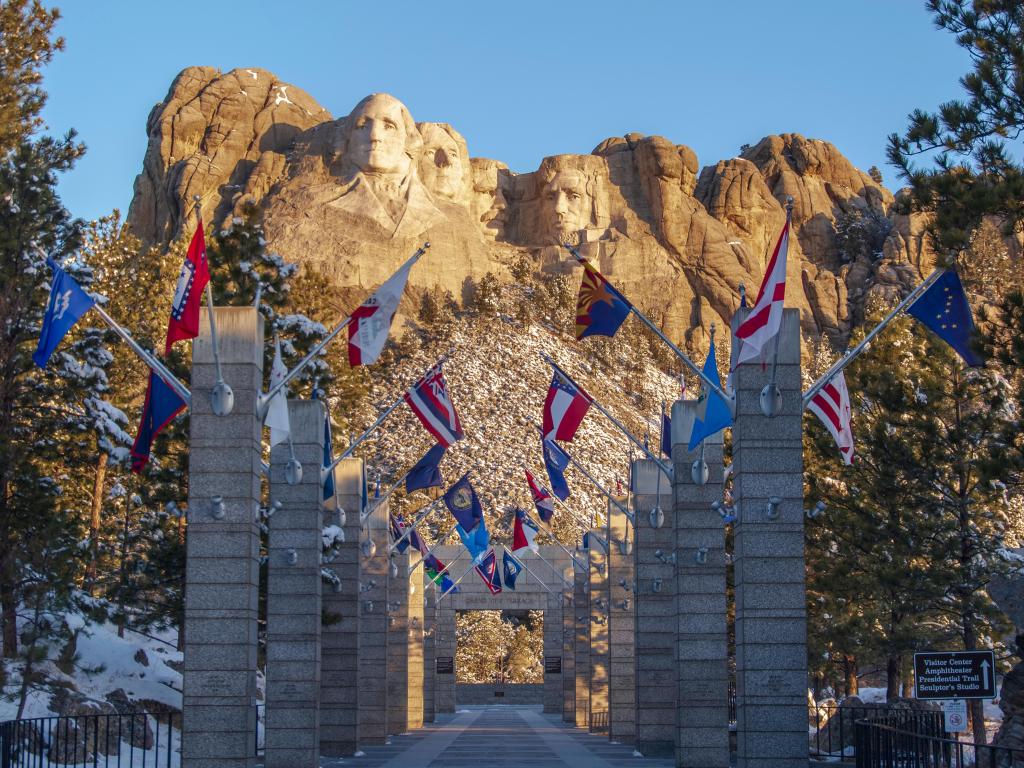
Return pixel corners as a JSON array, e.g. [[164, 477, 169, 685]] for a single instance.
[[980, 659, 991, 690]]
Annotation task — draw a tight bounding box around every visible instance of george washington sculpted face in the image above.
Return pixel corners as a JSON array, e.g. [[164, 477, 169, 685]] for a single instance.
[[347, 94, 412, 176]]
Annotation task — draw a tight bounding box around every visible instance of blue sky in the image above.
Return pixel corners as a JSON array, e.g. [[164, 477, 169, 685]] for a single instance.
[[41, 1, 969, 222]]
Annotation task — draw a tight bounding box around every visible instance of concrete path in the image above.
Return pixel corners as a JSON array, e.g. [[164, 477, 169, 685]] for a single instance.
[[317, 705, 675, 767]]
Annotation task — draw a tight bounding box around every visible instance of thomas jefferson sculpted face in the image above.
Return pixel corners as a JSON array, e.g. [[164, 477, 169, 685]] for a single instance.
[[543, 169, 589, 244], [419, 124, 465, 202], [347, 94, 414, 176]]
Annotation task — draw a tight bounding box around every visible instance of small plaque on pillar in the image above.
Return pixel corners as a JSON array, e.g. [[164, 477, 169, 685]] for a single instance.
[[545, 656, 562, 674], [436, 656, 454, 674]]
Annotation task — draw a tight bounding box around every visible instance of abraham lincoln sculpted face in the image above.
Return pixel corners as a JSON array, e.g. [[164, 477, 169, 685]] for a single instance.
[[542, 169, 590, 245]]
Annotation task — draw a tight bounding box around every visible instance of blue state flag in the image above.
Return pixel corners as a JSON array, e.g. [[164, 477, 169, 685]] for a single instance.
[[34, 259, 96, 368], [312, 390, 336, 501], [688, 339, 733, 450], [907, 270, 983, 367], [660, 411, 672, 458], [406, 443, 446, 493], [502, 549, 523, 590], [130, 371, 187, 473], [443, 473, 483, 532], [457, 514, 490, 564], [542, 437, 571, 501]]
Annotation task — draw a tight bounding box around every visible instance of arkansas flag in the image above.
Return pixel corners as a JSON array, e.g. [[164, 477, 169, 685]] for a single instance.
[[475, 549, 502, 594], [165, 223, 210, 355], [542, 371, 591, 442], [807, 371, 855, 465], [347, 255, 415, 366], [734, 213, 790, 367], [405, 363, 464, 447], [512, 508, 540, 554], [525, 469, 555, 523]]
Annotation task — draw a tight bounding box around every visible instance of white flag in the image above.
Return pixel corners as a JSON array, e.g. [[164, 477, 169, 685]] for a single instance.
[[265, 337, 290, 448], [734, 217, 790, 367], [807, 370, 854, 465], [346, 255, 416, 367]]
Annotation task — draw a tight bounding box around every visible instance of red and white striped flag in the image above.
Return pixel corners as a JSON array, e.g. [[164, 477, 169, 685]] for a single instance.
[[733, 215, 790, 367], [347, 256, 415, 366], [807, 371, 854, 465]]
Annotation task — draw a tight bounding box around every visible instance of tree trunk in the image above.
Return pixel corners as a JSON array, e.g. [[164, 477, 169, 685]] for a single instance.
[[843, 655, 859, 696], [886, 656, 900, 701], [900, 656, 914, 698], [85, 451, 108, 593], [116, 503, 130, 639], [1, 584, 17, 658]]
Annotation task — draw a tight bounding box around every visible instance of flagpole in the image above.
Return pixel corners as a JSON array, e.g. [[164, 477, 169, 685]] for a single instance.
[[388, 496, 444, 551], [539, 352, 672, 479], [436, 558, 478, 603], [564, 244, 733, 412], [529, 548, 572, 588], [257, 243, 430, 416], [321, 394, 405, 482], [409, 523, 458, 578], [363, 462, 419, 522], [191, 196, 233, 417], [507, 549, 556, 595], [802, 268, 946, 408], [90, 303, 192, 406]]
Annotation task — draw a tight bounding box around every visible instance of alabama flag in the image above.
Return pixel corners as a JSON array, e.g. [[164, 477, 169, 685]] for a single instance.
[[807, 371, 854, 465], [405, 363, 464, 447], [347, 255, 416, 366], [164, 222, 210, 355], [512, 508, 540, 554], [542, 371, 591, 442], [734, 213, 790, 367]]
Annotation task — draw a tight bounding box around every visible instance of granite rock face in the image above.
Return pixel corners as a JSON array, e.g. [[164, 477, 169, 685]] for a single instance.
[[128, 69, 937, 350]]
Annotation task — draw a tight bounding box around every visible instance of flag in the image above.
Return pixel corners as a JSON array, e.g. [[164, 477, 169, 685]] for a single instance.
[[406, 443, 446, 493], [660, 411, 672, 458], [34, 259, 96, 368], [165, 222, 210, 355], [808, 371, 855, 465], [424, 553, 458, 594], [525, 469, 555, 523], [689, 338, 733, 450], [391, 515, 409, 553], [313, 389, 336, 501], [734, 216, 790, 366], [408, 526, 428, 557], [574, 260, 632, 339], [906, 270, 983, 367], [502, 549, 523, 590], [444, 473, 482, 531], [475, 549, 502, 594], [512, 508, 540, 554], [405, 363, 464, 447], [543, 437, 571, 501], [542, 371, 591, 442], [457, 515, 490, 564], [264, 337, 290, 448], [346, 255, 415, 366], [130, 371, 187, 473]]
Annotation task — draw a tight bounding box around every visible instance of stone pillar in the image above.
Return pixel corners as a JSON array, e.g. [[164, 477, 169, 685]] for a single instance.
[[588, 535, 610, 733], [387, 551, 424, 734], [731, 308, 807, 768], [422, 586, 437, 723], [562, 561, 576, 723], [265, 400, 324, 767], [631, 459, 675, 758], [319, 459, 362, 756], [543, 590, 564, 714], [607, 502, 636, 743], [573, 561, 591, 729], [357, 500, 390, 745], [434, 604, 457, 714], [672, 400, 729, 768], [182, 307, 262, 768]]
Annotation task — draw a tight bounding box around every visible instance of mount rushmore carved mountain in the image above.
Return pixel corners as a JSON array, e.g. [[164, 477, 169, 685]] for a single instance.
[[127, 66, 937, 354]]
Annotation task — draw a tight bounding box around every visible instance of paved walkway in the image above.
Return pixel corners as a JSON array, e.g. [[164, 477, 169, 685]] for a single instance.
[[318, 705, 675, 767]]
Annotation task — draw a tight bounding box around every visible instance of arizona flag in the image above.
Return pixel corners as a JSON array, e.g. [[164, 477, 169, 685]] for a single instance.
[[475, 549, 502, 594], [734, 213, 790, 367], [807, 371, 855, 465], [525, 470, 555, 523], [542, 371, 591, 442], [130, 371, 187, 473], [405, 363, 464, 447], [165, 223, 210, 355], [575, 260, 632, 339], [347, 256, 415, 366], [512, 508, 540, 554]]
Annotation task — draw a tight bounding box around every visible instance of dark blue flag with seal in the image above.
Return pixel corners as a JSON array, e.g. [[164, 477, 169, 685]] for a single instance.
[[130, 371, 187, 473], [443, 473, 483, 531], [907, 270, 983, 367], [542, 437, 571, 501], [406, 443, 446, 493], [502, 549, 523, 590], [34, 259, 96, 368]]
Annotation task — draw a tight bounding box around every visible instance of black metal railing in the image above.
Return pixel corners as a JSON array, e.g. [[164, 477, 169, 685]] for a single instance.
[[0, 710, 180, 768], [854, 714, 1024, 768], [810, 703, 947, 760], [589, 710, 609, 733]]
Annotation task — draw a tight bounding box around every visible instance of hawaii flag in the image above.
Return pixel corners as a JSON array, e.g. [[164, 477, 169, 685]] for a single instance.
[[405, 363, 464, 447], [347, 255, 415, 366], [734, 213, 790, 367], [542, 371, 591, 442], [807, 371, 854, 465], [512, 508, 540, 554], [165, 223, 210, 355]]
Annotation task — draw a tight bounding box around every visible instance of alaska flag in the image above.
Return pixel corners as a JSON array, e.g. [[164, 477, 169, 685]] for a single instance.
[[575, 260, 632, 339], [542, 437, 571, 501], [457, 514, 490, 564], [660, 411, 672, 458], [475, 549, 502, 594], [34, 259, 96, 368], [130, 371, 187, 473], [688, 340, 733, 450], [907, 270, 983, 367], [502, 549, 523, 590], [444, 473, 483, 532], [424, 553, 458, 594], [406, 444, 446, 493]]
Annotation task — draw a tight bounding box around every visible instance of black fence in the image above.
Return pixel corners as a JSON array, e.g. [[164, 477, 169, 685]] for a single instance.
[[589, 710, 609, 734], [0, 711, 180, 768], [810, 703, 947, 760], [854, 713, 1024, 768]]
